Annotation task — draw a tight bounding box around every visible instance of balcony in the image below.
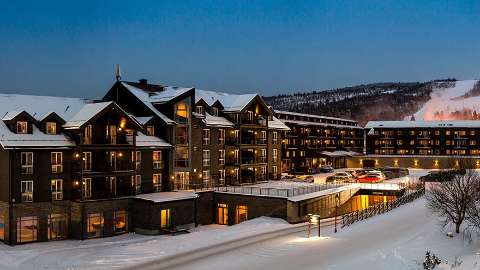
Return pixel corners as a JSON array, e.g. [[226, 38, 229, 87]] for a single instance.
[[175, 159, 189, 168], [257, 156, 267, 163], [226, 137, 240, 146], [256, 138, 267, 145], [175, 136, 188, 145], [241, 157, 255, 165]]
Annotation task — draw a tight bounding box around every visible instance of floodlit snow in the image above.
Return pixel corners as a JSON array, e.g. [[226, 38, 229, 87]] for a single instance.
[[411, 80, 480, 120]]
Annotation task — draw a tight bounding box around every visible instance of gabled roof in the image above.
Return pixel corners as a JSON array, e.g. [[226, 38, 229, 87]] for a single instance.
[[195, 89, 258, 112], [365, 120, 480, 129], [38, 111, 66, 124], [132, 116, 153, 126], [203, 112, 234, 128], [136, 132, 172, 148], [120, 82, 176, 125], [63, 102, 143, 130], [0, 121, 74, 149], [268, 116, 290, 131], [2, 111, 24, 121]]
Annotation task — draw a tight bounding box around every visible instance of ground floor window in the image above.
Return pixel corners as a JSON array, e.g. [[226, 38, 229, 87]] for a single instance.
[[217, 203, 228, 225], [114, 210, 128, 233], [160, 209, 171, 229], [0, 215, 4, 240], [16, 216, 38, 243], [236, 205, 248, 224], [48, 213, 68, 240], [87, 213, 104, 238]]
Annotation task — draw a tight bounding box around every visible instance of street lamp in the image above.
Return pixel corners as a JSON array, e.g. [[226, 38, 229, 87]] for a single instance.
[[335, 193, 340, 233], [307, 214, 321, 238]]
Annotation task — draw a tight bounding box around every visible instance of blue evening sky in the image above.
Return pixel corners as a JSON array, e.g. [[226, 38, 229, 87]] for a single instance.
[[0, 0, 479, 98]]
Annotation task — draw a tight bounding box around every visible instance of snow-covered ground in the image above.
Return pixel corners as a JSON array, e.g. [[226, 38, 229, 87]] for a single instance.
[[175, 198, 480, 270], [411, 80, 479, 120], [0, 217, 292, 270]]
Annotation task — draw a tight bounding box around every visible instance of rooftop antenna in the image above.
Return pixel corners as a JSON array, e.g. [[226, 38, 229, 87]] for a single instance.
[[115, 64, 122, 81]]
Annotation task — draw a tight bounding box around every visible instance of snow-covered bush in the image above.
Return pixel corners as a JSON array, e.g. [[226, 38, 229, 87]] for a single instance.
[[423, 250, 442, 270]]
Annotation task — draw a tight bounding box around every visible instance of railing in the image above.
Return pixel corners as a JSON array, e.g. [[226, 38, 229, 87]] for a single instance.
[[211, 182, 350, 197], [341, 187, 425, 228]]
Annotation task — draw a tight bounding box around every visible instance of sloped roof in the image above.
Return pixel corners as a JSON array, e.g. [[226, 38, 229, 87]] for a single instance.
[[195, 89, 257, 112], [365, 120, 480, 129], [2, 111, 24, 121], [132, 116, 153, 125], [63, 102, 113, 129], [136, 132, 172, 148], [0, 121, 74, 148], [268, 116, 290, 130], [203, 112, 234, 127]]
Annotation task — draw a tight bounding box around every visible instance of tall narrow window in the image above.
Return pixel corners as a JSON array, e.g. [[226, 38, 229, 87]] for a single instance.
[[108, 176, 116, 195], [83, 125, 92, 144], [16, 121, 28, 134], [196, 106, 205, 115], [21, 152, 33, 174], [87, 213, 104, 238], [212, 107, 219, 116], [203, 129, 210, 145], [273, 131, 278, 145], [203, 150, 210, 166], [153, 151, 162, 170], [260, 131, 267, 144], [82, 178, 92, 199], [218, 169, 225, 186], [0, 215, 4, 241], [153, 173, 162, 192], [21, 180, 33, 202], [51, 152, 63, 173], [51, 179, 63, 200], [48, 213, 68, 240], [160, 209, 171, 229], [132, 175, 141, 194], [83, 152, 92, 171], [218, 129, 225, 145], [113, 210, 127, 233], [272, 166, 278, 179], [133, 151, 141, 170], [236, 205, 248, 224], [217, 203, 228, 225], [46, 122, 57, 134], [175, 102, 189, 124], [107, 125, 117, 144], [272, 148, 278, 163], [260, 149, 267, 163], [218, 150, 225, 165], [202, 170, 211, 187]]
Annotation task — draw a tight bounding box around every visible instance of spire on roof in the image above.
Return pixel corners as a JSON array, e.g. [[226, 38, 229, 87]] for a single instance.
[[115, 64, 122, 81]]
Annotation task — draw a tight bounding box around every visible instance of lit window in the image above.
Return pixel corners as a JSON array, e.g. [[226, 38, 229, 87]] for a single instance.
[[46, 122, 57, 134], [21, 180, 33, 202], [16, 216, 38, 243], [16, 121, 27, 134], [51, 179, 63, 200], [196, 106, 205, 115], [48, 213, 68, 240], [87, 213, 104, 238], [82, 152, 92, 171], [146, 125, 155, 136], [153, 151, 162, 169], [21, 152, 33, 174], [218, 129, 225, 144], [203, 150, 210, 166], [83, 125, 92, 144], [203, 129, 210, 145], [218, 150, 225, 165], [236, 205, 248, 224], [113, 210, 127, 233], [51, 152, 63, 173], [160, 209, 171, 229], [203, 170, 210, 187], [153, 173, 162, 192], [82, 178, 92, 199], [132, 175, 141, 194], [217, 203, 228, 225], [175, 102, 189, 123]]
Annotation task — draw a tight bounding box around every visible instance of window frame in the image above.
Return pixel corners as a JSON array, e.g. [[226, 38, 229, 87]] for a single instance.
[[16, 121, 28, 134], [46, 122, 57, 135], [51, 179, 63, 200], [51, 152, 63, 173], [21, 152, 33, 174], [21, 180, 33, 202]]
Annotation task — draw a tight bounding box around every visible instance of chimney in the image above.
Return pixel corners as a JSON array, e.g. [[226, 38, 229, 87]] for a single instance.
[[139, 78, 148, 85]]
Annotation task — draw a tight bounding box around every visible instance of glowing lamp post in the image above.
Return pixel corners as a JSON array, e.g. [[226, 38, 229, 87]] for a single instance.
[[335, 193, 340, 233], [307, 214, 321, 238]]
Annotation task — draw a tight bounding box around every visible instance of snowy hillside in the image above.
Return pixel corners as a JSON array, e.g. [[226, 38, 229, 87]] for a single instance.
[[265, 82, 432, 125], [410, 80, 480, 120]]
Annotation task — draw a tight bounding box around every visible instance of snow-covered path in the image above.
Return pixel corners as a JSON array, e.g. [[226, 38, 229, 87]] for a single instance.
[[174, 199, 480, 270]]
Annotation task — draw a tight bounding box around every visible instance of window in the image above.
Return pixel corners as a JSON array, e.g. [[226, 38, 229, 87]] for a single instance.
[[51, 179, 63, 200], [21, 180, 33, 202], [51, 152, 63, 173], [87, 213, 104, 238], [153, 151, 162, 169], [247, 111, 254, 121], [107, 176, 116, 195], [273, 131, 278, 145], [133, 151, 141, 170], [113, 210, 127, 233], [203, 150, 210, 166], [46, 122, 57, 134], [203, 170, 210, 187], [217, 203, 228, 225], [272, 165, 278, 179], [212, 107, 219, 116], [160, 209, 171, 229], [83, 152, 92, 171], [16, 121, 28, 134], [175, 102, 189, 123], [82, 178, 92, 199], [48, 213, 68, 240], [0, 215, 4, 240], [219, 169, 225, 185], [218, 129, 225, 145], [107, 125, 117, 144], [203, 129, 210, 145], [16, 216, 38, 243], [272, 149, 278, 163], [21, 152, 33, 174], [146, 125, 155, 136], [132, 175, 141, 194], [153, 173, 162, 192], [260, 130, 267, 144], [236, 205, 248, 224], [260, 148, 267, 163], [84, 125, 92, 144], [196, 106, 205, 115], [218, 150, 225, 165]]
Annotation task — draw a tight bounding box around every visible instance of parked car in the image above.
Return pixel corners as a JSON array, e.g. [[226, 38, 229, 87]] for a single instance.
[[280, 173, 295, 180], [319, 166, 334, 173], [294, 175, 315, 183], [326, 172, 355, 183], [380, 167, 409, 179], [357, 172, 386, 183], [293, 166, 313, 175]]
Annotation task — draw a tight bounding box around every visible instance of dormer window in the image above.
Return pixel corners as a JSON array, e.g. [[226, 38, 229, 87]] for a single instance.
[[212, 107, 219, 116], [46, 122, 57, 135], [196, 106, 205, 115], [146, 125, 155, 136], [16, 121, 28, 134]]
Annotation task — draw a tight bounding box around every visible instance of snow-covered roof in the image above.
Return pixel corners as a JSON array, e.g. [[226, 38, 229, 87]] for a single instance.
[[136, 132, 172, 148], [195, 89, 258, 112], [282, 119, 362, 129], [275, 110, 358, 124], [0, 121, 74, 149], [268, 116, 290, 130], [134, 191, 198, 203], [203, 112, 234, 128], [63, 102, 113, 129], [0, 93, 90, 121], [365, 120, 480, 129], [2, 111, 24, 121], [132, 116, 153, 125], [320, 150, 362, 157], [121, 82, 175, 125]]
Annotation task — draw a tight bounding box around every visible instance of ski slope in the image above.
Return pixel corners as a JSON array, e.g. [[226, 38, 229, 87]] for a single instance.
[[411, 80, 480, 120]]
